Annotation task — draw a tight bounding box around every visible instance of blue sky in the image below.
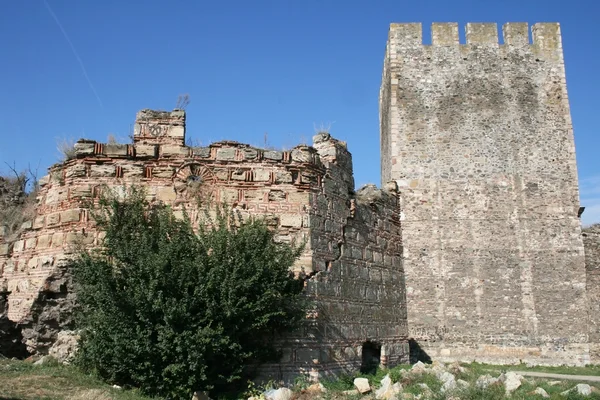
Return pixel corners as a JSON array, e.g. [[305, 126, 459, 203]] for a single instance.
[[1, 0, 598, 224]]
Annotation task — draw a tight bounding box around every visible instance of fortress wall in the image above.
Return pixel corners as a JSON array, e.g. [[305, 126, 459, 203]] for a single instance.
[[380, 22, 589, 365], [583, 224, 600, 363], [0, 109, 409, 376], [257, 133, 408, 381]]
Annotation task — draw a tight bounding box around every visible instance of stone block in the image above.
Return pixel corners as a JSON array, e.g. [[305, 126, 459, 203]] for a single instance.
[[45, 188, 68, 205], [263, 150, 283, 161], [61, 209, 81, 223], [0, 226, 6, 237], [38, 256, 54, 269], [167, 125, 185, 138], [253, 169, 271, 182], [242, 148, 258, 160], [13, 240, 24, 252], [25, 237, 37, 249], [216, 148, 236, 161], [65, 232, 94, 245], [69, 186, 91, 199], [280, 214, 303, 228], [152, 166, 175, 179], [28, 257, 39, 269], [161, 145, 188, 157], [0, 243, 11, 256], [65, 164, 86, 178], [155, 187, 176, 202], [213, 168, 229, 180], [135, 144, 156, 158], [121, 164, 144, 178], [268, 190, 286, 202], [104, 144, 128, 157], [220, 188, 239, 203], [275, 170, 293, 183], [74, 142, 95, 156], [231, 170, 247, 181], [36, 235, 51, 249], [46, 213, 60, 227], [192, 147, 211, 158], [52, 233, 64, 247], [89, 164, 115, 177], [288, 192, 309, 204], [21, 220, 32, 230], [291, 147, 313, 163]]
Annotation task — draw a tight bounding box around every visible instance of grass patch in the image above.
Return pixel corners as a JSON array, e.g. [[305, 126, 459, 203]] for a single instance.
[[462, 361, 600, 377], [0, 358, 152, 400]]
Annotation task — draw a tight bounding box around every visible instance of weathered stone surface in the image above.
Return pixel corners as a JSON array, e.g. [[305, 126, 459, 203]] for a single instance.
[[216, 148, 236, 161], [48, 330, 79, 364], [263, 150, 283, 161], [89, 164, 115, 177], [534, 387, 550, 398], [253, 169, 271, 182], [381, 22, 590, 365], [354, 377, 371, 394], [104, 144, 128, 157], [583, 224, 600, 363], [503, 372, 522, 395], [264, 387, 293, 400], [375, 375, 401, 400], [135, 144, 156, 158], [74, 141, 94, 156], [192, 147, 210, 158], [161, 145, 188, 157]]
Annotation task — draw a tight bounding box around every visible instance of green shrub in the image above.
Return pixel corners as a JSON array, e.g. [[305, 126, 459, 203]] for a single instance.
[[70, 186, 306, 399]]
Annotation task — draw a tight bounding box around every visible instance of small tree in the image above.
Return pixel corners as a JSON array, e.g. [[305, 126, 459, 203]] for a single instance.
[[71, 187, 306, 399]]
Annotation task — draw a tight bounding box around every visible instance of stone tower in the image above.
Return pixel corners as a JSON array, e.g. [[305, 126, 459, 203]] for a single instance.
[[380, 23, 589, 365]]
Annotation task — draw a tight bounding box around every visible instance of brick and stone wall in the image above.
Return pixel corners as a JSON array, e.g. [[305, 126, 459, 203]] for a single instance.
[[583, 224, 600, 363], [0, 109, 409, 377], [380, 22, 589, 365]]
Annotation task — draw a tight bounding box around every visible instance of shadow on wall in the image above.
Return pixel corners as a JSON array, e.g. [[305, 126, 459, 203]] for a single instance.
[[0, 291, 29, 359], [409, 339, 432, 364]]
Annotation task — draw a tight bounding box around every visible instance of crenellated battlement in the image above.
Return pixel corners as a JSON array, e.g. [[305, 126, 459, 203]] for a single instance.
[[388, 22, 562, 52]]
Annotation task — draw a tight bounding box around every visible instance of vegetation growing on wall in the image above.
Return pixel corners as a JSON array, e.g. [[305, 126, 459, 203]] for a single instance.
[[69, 186, 307, 399]]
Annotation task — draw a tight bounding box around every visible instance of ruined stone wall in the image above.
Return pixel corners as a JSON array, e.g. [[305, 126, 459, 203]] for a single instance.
[[583, 224, 600, 363], [380, 22, 589, 365], [260, 133, 409, 381], [0, 109, 408, 376]]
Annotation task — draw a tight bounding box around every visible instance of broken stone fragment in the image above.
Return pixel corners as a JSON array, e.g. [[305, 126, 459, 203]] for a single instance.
[[264, 387, 293, 400], [502, 371, 522, 395], [354, 377, 371, 394], [375, 374, 402, 400]]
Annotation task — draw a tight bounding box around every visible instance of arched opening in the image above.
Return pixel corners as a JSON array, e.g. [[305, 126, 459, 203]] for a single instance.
[[360, 341, 381, 374]]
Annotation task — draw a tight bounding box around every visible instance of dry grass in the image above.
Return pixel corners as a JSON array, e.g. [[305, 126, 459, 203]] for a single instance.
[[0, 173, 37, 242], [0, 358, 151, 400], [56, 137, 77, 161]]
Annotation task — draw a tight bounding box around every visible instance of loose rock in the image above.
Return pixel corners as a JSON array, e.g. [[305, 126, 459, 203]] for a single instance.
[[476, 374, 499, 389], [375, 374, 402, 400], [534, 387, 550, 398], [438, 371, 457, 393], [411, 361, 427, 373], [354, 377, 371, 394], [503, 371, 523, 394], [48, 330, 80, 364], [264, 387, 293, 400], [576, 384, 592, 396]]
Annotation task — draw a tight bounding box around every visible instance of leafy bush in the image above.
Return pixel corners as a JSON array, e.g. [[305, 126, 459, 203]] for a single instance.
[[70, 187, 306, 399]]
